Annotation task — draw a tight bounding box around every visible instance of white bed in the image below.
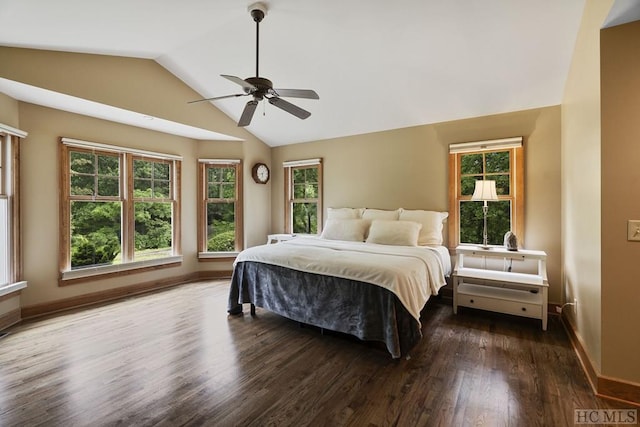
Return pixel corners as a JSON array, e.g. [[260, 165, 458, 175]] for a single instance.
[[228, 208, 451, 358]]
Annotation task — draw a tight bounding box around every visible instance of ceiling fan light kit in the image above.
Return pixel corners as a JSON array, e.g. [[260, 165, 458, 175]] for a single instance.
[[189, 1, 319, 127]]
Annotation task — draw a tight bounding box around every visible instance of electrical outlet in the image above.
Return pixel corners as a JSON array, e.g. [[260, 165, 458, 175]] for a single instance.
[[627, 220, 640, 241]]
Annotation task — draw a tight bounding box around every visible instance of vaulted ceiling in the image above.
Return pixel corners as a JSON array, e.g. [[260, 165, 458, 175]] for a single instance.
[[0, 0, 604, 146]]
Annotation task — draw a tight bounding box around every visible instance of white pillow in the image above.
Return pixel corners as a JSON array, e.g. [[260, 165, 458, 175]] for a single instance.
[[365, 220, 422, 246], [362, 208, 400, 221], [399, 209, 449, 245], [321, 219, 369, 242], [326, 207, 364, 220]]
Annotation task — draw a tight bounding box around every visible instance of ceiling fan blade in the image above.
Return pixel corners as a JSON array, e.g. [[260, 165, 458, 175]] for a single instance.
[[268, 97, 311, 120], [238, 100, 259, 127], [222, 74, 257, 93], [188, 93, 247, 104], [272, 89, 319, 100]]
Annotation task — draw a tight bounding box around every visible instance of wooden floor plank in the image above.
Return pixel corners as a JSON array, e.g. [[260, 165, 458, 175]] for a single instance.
[[0, 280, 631, 426]]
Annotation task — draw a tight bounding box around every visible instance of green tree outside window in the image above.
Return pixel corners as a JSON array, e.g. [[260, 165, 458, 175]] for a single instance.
[[291, 166, 319, 234], [133, 159, 173, 260], [206, 165, 236, 251], [459, 150, 512, 246]]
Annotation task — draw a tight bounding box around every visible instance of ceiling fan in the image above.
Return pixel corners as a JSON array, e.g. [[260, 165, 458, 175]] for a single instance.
[[189, 2, 319, 127]]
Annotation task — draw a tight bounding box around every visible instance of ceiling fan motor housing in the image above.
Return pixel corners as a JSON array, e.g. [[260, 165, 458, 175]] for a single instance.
[[245, 77, 273, 100]]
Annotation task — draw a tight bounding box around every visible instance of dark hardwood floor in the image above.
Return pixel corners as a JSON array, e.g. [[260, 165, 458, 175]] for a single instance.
[[0, 281, 631, 426]]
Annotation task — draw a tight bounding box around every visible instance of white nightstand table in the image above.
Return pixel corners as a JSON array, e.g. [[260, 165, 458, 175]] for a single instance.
[[453, 245, 549, 330], [266, 233, 297, 244]]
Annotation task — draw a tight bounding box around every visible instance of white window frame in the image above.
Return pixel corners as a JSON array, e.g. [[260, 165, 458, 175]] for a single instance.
[[0, 123, 28, 296]]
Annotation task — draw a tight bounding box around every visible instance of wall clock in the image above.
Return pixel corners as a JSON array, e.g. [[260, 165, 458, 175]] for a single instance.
[[252, 162, 270, 184]]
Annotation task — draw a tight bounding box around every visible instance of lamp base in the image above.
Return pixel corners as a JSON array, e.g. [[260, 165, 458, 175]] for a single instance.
[[481, 204, 490, 250]]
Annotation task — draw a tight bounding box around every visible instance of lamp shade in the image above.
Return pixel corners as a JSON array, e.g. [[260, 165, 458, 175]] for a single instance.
[[471, 180, 499, 201]]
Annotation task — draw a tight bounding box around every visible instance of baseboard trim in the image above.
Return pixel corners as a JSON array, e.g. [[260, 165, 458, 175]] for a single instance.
[[197, 270, 233, 280], [0, 308, 21, 331], [560, 312, 600, 394], [598, 375, 640, 407], [22, 272, 202, 319], [561, 311, 640, 406]]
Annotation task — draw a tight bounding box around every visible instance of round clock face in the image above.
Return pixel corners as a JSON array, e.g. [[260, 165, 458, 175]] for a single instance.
[[252, 163, 270, 184], [257, 165, 268, 181]]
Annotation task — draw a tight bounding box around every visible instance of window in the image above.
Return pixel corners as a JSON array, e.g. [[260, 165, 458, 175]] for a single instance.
[[448, 137, 523, 248], [284, 158, 322, 234], [60, 138, 182, 281], [198, 159, 243, 256], [0, 125, 27, 290], [132, 157, 175, 261], [68, 149, 122, 269]]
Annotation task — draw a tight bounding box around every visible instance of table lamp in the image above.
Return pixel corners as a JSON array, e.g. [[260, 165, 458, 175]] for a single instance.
[[471, 180, 499, 248]]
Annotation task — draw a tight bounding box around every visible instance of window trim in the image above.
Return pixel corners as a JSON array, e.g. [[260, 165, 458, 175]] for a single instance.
[[448, 138, 524, 249], [60, 138, 182, 283], [284, 158, 323, 234], [0, 126, 27, 291], [61, 256, 183, 283], [197, 159, 243, 259], [61, 137, 182, 160]]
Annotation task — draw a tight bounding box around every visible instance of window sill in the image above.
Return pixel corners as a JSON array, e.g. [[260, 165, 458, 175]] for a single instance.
[[0, 281, 27, 298], [198, 252, 238, 262], [60, 256, 183, 285]]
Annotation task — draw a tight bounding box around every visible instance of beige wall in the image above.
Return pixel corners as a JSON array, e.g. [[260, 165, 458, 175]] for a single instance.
[[560, 0, 612, 374], [0, 92, 20, 127], [272, 106, 563, 303], [0, 297, 20, 317], [562, 0, 640, 387], [1, 47, 241, 139], [0, 47, 272, 307], [601, 19, 640, 383]]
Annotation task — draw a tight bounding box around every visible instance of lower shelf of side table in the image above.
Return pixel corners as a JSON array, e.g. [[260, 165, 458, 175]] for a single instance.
[[456, 283, 545, 324]]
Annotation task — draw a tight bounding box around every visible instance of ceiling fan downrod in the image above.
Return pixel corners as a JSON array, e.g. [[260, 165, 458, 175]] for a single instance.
[[249, 2, 267, 78]]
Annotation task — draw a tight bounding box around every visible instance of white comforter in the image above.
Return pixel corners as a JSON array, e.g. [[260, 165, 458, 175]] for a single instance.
[[235, 237, 447, 322]]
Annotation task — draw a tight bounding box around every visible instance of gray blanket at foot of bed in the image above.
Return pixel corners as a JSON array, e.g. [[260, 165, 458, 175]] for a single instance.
[[227, 261, 424, 358]]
